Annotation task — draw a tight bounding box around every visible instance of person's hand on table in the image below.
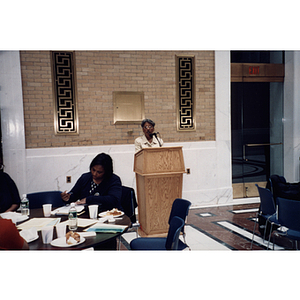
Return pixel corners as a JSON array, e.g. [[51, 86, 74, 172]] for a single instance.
[[76, 198, 86, 205]]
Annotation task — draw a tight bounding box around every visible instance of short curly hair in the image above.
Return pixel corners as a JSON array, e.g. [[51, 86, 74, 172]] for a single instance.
[[141, 119, 155, 128]]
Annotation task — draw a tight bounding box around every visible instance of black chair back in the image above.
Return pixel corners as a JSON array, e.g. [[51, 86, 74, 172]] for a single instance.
[[28, 191, 64, 209], [277, 197, 300, 231], [120, 186, 138, 223], [165, 216, 185, 250], [256, 185, 276, 216], [168, 198, 191, 233]]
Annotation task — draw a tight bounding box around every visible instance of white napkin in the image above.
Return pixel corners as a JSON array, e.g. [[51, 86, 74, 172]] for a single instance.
[[98, 216, 117, 223], [78, 232, 96, 237], [20, 227, 38, 242], [98, 216, 110, 223], [77, 218, 98, 228], [0, 212, 29, 224]]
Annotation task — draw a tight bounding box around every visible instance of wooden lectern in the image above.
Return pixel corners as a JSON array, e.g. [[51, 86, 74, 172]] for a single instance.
[[134, 146, 185, 236]]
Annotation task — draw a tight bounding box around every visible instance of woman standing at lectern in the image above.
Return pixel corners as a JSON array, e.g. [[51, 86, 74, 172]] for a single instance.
[[134, 118, 163, 153]]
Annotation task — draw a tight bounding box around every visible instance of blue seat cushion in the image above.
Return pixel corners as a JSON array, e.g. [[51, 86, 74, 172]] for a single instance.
[[285, 229, 300, 240], [261, 213, 279, 225], [130, 237, 188, 250], [130, 237, 167, 250]]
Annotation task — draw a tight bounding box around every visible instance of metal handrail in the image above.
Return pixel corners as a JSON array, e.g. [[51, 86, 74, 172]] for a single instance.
[[243, 143, 282, 160]]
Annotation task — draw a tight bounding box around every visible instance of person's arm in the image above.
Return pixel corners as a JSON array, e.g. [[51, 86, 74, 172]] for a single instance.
[[21, 239, 29, 250], [135, 137, 143, 153], [0, 219, 29, 250], [4, 203, 19, 213], [159, 137, 164, 146], [5, 173, 21, 210], [61, 174, 88, 204]]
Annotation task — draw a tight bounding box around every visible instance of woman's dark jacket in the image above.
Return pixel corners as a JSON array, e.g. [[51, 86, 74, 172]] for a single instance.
[[0, 172, 21, 213], [67, 172, 122, 212]]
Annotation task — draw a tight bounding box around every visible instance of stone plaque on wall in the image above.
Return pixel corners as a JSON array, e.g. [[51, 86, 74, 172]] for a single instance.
[[51, 51, 79, 135], [113, 91, 145, 124], [176, 55, 196, 131]]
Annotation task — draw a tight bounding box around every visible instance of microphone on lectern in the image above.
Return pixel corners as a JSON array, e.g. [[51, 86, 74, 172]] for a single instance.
[[150, 132, 162, 147], [149, 132, 158, 137]]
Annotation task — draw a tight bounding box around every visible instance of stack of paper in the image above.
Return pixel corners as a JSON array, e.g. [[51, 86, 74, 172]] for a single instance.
[[58, 218, 98, 228], [17, 218, 61, 231]]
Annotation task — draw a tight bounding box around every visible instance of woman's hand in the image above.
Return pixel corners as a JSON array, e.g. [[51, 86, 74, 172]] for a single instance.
[[76, 198, 86, 205], [5, 204, 19, 212], [61, 191, 71, 202]]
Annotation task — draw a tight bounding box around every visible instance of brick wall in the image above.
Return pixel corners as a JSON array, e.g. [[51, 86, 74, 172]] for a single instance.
[[20, 50, 215, 148]]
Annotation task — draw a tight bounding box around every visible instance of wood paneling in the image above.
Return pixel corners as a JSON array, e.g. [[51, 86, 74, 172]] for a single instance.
[[134, 146, 185, 176]]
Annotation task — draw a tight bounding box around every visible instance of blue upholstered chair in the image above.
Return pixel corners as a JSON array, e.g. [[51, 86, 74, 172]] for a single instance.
[[251, 184, 279, 249], [273, 197, 300, 250], [27, 191, 64, 209], [130, 216, 185, 250], [168, 198, 191, 250], [118, 186, 139, 249]]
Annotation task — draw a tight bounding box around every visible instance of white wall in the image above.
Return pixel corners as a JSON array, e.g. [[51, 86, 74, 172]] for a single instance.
[[284, 51, 300, 182], [0, 50, 233, 207], [0, 51, 27, 193]]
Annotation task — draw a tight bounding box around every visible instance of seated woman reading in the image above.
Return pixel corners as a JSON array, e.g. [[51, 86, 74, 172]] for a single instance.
[[61, 153, 122, 212]]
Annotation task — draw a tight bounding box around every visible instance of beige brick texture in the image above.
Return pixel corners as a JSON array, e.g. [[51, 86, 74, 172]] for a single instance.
[[20, 50, 215, 148]]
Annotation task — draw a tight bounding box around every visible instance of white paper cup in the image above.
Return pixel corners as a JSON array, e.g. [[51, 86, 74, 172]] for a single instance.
[[55, 223, 66, 238], [41, 226, 53, 244], [88, 205, 98, 219], [42, 204, 52, 217]]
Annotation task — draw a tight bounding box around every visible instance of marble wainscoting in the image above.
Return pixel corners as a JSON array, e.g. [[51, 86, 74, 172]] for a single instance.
[[25, 144, 137, 194], [177, 141, 232, 207], [25, 141, 233, 208]]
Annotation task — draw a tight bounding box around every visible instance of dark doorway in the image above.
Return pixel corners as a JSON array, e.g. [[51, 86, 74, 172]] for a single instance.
[[231, 51, 284, 198]]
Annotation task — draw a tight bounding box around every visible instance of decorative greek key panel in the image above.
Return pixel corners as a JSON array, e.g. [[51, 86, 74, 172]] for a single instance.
[[176, 56, 195, 131], [51, 51, 78, 134]]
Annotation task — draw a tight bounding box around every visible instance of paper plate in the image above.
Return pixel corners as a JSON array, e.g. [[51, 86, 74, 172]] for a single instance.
[[50, 236, 85, 247], [99, 210, 124, 218]]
